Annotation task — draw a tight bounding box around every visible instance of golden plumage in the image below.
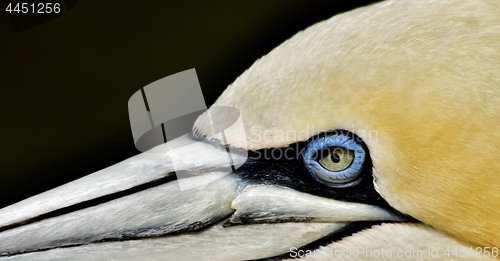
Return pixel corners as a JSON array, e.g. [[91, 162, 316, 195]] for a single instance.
[[195, 0, 500, 248]]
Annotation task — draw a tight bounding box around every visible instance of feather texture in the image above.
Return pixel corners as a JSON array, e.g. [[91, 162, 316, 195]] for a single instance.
[[194, 0, 500, 247]]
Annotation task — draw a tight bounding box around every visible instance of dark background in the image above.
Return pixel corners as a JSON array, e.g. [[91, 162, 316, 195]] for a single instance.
[[0, 0, 380, 208]]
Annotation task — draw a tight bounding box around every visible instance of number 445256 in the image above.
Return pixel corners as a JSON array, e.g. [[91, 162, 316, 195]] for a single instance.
[[5, 3, 61, 14]]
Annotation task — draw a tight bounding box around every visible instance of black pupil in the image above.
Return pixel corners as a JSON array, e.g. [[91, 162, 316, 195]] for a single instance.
[[330, 152, 341, 163]]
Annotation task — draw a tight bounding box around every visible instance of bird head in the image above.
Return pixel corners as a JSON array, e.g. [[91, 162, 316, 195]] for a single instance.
[[1, 0, 499, 260]]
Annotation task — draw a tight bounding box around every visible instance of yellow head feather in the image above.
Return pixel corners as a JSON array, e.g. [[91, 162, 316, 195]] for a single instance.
[[194, 0, 500, 247]]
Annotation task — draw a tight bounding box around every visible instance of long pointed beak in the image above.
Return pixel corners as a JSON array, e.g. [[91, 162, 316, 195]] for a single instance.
[[0, 134, 404, 260], [0, 135, 245, 255]]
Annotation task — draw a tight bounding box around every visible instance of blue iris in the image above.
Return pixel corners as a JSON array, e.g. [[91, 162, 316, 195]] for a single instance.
[[302, 133, 366, 188]]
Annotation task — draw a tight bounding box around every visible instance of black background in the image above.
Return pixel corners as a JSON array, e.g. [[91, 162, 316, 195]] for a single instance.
[[0, 0, 381, 208]]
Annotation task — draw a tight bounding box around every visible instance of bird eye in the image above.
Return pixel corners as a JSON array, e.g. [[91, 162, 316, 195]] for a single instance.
[[302, 133, 366, 188], [316, 147, 354, 172]]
